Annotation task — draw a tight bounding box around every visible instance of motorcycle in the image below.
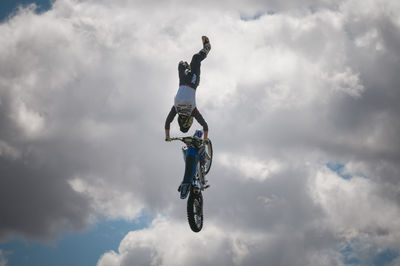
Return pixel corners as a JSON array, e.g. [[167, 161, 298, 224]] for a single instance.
[[171, 130, 213, 232]]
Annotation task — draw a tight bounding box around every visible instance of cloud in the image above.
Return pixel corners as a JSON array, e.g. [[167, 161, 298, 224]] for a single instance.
[[311, 166, 400, 256], [97, 216, 345, 266], [1, 0, 400, 265], [0, 250, 6, 266], [218, 152, 284, 181], [97, 216, 241, 266], [97, 163, 400, 266]]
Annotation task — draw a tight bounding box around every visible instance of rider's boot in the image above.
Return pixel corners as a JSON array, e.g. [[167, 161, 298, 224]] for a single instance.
[[179, 183, 191, 199], [201, 36, 211, 55]]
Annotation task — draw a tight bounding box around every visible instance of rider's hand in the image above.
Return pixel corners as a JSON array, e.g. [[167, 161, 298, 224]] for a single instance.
[[202, 138, 209, 145], [165, 136, 172, 142]]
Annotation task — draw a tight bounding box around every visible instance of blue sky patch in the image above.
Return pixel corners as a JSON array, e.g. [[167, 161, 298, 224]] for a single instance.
[[0, 215, 152, 266], [338, 240, 399, 266], [240, 10, 275, 21], [0, 0, 51, 22], [326, 161, 352, 180], [339, 242, 360, 265], [373, 249, 399, 266]]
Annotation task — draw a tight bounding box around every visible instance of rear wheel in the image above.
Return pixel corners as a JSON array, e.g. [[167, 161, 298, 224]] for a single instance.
[[204, 139, 213, 174], [187, 190, 203, 232]]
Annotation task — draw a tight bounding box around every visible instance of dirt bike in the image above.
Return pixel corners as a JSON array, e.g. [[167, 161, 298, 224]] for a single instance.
[[170, 130, 213, 232]]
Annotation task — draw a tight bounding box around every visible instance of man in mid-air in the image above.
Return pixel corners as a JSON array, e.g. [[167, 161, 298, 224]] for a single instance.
[[165, 36, 211, 141]]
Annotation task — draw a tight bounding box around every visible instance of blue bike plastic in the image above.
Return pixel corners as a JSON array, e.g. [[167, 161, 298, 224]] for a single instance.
[[170, 130, 213, 232], [179, 130, 205, 199]]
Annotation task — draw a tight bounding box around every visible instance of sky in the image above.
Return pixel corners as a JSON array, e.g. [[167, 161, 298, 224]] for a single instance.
[[0, 0, 400, 266]]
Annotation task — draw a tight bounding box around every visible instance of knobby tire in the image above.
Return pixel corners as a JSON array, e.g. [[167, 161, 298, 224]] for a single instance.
[[187, 190, 203, 232]]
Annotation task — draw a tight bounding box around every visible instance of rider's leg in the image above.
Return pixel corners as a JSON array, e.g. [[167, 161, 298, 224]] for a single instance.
[[189, 36, 211, 80], [189, 52, 205, 79]]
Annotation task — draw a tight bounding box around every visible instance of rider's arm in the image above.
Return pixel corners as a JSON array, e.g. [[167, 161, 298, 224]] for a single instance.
[[203, 130, 208, 140], [165, 106, 177, 139], [189, 51, 207, 75], [193, 108, 208, 140]]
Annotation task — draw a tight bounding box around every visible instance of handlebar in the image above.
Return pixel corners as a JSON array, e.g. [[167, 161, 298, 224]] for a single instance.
[[170, 137, 209, 147]]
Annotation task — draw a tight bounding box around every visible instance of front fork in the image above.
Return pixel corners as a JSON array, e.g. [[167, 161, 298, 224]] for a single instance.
[[181, 146, 206, 192]]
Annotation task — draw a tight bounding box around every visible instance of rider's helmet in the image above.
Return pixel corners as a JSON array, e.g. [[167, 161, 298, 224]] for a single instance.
[[178, 115, 193, 133], [193, 130, 203, 139], [176, 104, 193, 133]]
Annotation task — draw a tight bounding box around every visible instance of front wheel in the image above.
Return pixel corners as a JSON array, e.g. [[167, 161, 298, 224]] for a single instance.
[[204, 139, 213, 175], [187, 190, 203, 232]]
